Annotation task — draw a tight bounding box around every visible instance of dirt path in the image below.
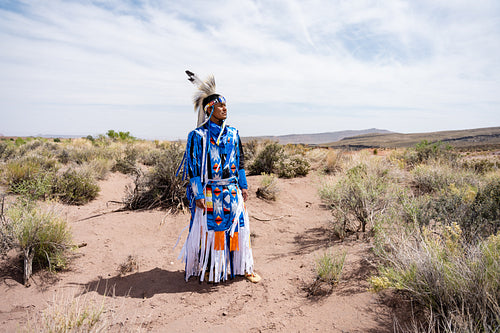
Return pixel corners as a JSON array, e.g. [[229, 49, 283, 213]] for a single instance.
[[1, 172, 393, 332]]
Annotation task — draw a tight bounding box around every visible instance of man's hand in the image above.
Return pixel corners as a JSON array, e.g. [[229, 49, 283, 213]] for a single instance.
[[241, 188, 248, 202], [195, 198, 206, 209]]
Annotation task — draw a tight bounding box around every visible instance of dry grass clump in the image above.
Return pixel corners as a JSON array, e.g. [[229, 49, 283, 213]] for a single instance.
[[242, 139, 261, 163], [112, 144, 139, 175], [40, 293, 106, 332], [23, 290, 107, 332], [83, 158, 114, 181], [304, 147, 329, 170], [308, 249, 346, 296], [24, 287, 148, 332], [125, 141, 188, 211], [322, 149, 350, 174], [256, 173, 280, 201]]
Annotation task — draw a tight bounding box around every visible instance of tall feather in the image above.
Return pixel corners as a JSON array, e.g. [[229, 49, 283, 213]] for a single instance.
[[185, 70, 217, 127]]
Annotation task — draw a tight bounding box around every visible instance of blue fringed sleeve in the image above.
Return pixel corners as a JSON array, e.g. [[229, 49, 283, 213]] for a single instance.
[[238, 169, 248, 189], [186, 130, 205, 201], [236, 133, 248, 189]]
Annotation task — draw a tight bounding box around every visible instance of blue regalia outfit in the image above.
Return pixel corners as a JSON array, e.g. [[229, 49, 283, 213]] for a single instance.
[[177, 71, 255, 283]]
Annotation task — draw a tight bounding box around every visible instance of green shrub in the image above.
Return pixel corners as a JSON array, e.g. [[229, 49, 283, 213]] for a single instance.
[[3, 158, 41, 187], [399, 173, 498, 241], [2, 155, 58, 189], [5, 199, 72, 286], [278, 155, 310, 178], [248, 142, 284, 175], [411, 162, 479, 195], [0, 196, 15, 257], [416, 186, 476, 234], [15, 137, 26, 146], [57, 149, 70, 164], [0, 140, 17, 160], [393, 140, 458, 169], [320, 162, 393, 235], [248, 141, 310, 178], [469, 176, 500, 238], [256, 173, 279, 201], [106, 130, 136, 141], [9, 172, 56, 201], [461, 157, 499, 174], [54, 169, 99, 205], [415, 140, 457, 164]]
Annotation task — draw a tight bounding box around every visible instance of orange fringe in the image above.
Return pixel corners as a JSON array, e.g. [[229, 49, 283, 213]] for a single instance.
[[214, 231, 225, 250], [230, 232, 239, 251]]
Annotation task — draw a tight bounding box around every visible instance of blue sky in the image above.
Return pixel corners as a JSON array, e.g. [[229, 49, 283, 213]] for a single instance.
[[1, 0, 499, 140]]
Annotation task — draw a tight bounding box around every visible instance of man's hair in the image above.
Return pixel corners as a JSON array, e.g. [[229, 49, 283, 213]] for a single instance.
[[202, 94, 222, 110]]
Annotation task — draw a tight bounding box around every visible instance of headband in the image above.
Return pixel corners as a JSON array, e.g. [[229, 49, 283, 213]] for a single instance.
[[203, 95, 226, 112]]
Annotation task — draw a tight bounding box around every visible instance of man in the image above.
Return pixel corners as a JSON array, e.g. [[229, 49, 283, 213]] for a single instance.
[[177, 71, 260, 283]]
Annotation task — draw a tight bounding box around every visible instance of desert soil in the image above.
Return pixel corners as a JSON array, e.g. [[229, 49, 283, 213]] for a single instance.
[[1, 171, 396, 332]]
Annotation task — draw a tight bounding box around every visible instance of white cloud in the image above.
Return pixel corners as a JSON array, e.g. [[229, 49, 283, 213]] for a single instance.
[[1, 0, 499, 139]]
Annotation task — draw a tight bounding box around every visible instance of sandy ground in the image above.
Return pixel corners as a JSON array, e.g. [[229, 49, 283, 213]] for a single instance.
[[1, 171, 397, 332]]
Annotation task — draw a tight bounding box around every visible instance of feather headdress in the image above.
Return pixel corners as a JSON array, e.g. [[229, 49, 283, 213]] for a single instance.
[[185, 70, 224, 127]]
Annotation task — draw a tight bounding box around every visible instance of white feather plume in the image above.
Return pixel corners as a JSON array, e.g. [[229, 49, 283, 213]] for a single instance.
[[185, 70, 217, 127]]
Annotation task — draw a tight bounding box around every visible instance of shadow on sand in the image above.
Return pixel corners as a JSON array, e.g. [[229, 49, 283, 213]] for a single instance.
[[73, 267, 243, 298], [293, 226, 336, 255]]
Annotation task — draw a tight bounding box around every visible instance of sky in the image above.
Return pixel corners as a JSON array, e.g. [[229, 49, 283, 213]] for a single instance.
[[1, 0, 499, 140]]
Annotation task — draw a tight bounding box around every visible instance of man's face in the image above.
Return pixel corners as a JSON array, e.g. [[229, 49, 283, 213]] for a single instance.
[[210, 102, 227, 123]]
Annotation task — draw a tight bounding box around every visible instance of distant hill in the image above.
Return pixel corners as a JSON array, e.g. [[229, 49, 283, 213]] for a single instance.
[[321, 126, 500, 150], [36, 134, 84, 139], [0, 134, 84, 140], [243, 128, 392, 145]]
